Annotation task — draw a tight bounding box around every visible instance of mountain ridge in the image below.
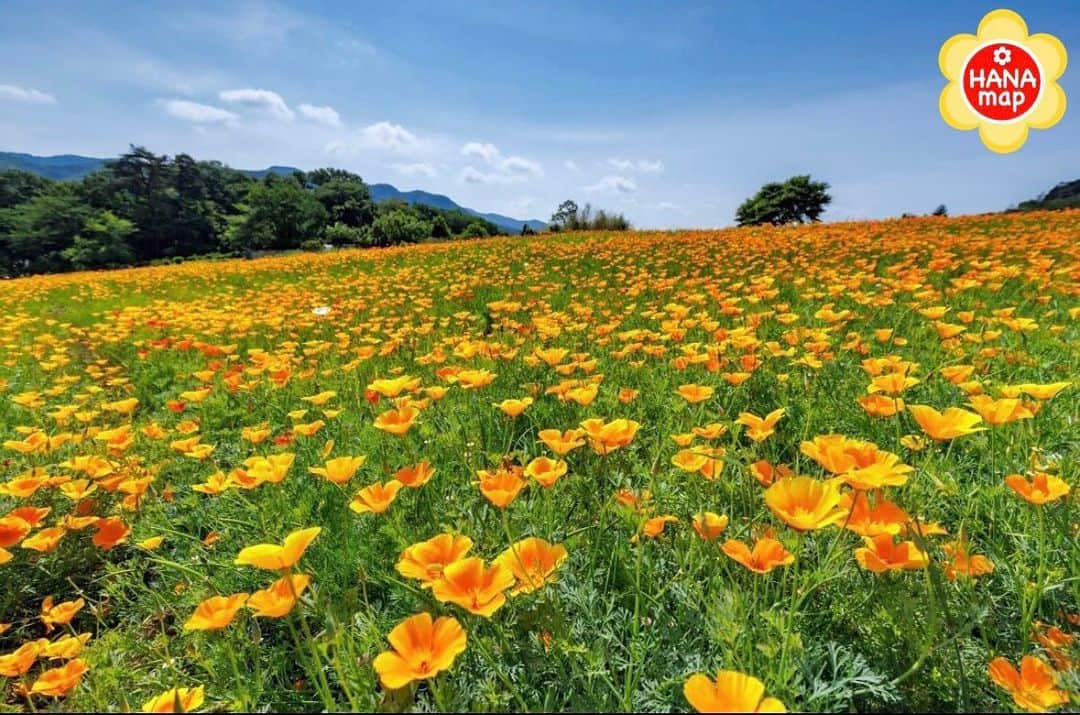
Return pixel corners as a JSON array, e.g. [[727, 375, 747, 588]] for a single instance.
[[0, 151, 545, 234]]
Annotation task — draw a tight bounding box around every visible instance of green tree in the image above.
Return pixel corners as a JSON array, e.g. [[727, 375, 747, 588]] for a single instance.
[[461, 222, 489, 238], [0, 184, 91, 273], [314, 178, 375, 228], [735, 175, 832, 226], [430, 215, 452, 239], [0, 170, 53, 209], [370, 209, 429, 247], [550, 199, 579, 229], [226, 177, 328, 251], [61, 211, 136, 269]]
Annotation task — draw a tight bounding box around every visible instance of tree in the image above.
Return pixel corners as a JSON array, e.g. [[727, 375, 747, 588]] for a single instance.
[[61, 211, 136, 269], [314, 178, 375, 228], [461, 222, 489, 238], [324, 222, 369, 246], [1, 184, 91, 273], [0, 170, 52, 209], [550, 199, 579, 229], [226, 177, 328, 252], [735, 175, 831, 226], [932, 204, 948, 216], [370, 209, 429, 247], [430, 215, 452, 239]]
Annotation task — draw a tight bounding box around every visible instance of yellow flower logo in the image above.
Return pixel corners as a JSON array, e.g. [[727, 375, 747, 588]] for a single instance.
[[939, 9, 1067, 153]]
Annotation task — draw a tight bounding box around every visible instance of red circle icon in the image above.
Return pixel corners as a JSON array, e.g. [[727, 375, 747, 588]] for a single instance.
[[961, 42, 1042, 122]]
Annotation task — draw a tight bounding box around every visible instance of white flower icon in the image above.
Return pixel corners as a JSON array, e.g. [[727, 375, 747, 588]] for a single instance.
[[993, 46, 1012, 66]]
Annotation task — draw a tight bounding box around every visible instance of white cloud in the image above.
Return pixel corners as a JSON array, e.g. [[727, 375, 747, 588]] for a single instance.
[[393, 162, 437, 178], [298, 103, 341, 127], [585, 175, 637, 193], [0, 84, 56, 104], [607, 157, 663, 173], [458, 141, 542, 182], [657, 201, 681, 210], [461, 141, 501, 163], [501, 155, 543, 177], [161, 99, 238, 124], [459, 166, 490, 184], [564, 160, 581, 172], [219, 88, 294, 120], [360, 121, 420, 152]]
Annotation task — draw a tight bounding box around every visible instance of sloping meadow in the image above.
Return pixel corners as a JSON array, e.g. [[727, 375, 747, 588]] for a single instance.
[[0, 211, 1077, 711]]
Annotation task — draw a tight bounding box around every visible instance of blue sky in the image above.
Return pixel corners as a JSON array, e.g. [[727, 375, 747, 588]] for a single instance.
[[1, 1, 1078, 227]]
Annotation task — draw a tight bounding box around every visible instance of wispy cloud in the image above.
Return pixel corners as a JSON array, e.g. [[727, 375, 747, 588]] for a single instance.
[[0, 84, 56, 104], [219, 88, 294, 121], [606, 157, 663, 173], [584, 175, 637, 193], [457, 141, 542, 183], [298, 103, 341, 127], [161, 99, 238, 124], [361, 121, 420, 152], [393, 162, 437, 178]]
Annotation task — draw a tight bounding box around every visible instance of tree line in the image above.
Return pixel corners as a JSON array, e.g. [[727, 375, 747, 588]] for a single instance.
[[0, 146, 502, 275]]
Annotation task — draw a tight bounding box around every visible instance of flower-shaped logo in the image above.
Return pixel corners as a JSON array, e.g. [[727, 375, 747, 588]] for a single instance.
[[939, 9, 1067, 153]]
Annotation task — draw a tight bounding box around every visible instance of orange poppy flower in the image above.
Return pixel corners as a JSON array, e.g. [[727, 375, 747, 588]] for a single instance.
[[968, 395, 1035, 425], [722, 537, 794, 574], [0, 516, 31, 548], [683, 670, 786, 713], [908, 404, 985, 440], [349, 480, 404, 514], [853, 534, 929, 573], [634, 515, 679, 542], [373, 406, 420, 436], [309, 455, 366, 485], [184, 593, 249, 631], [941, 540, 995, 580], [22, 527, 67, 553], [579, 417, 640, 455], [1004, 473, 1070, 505], [524, 456, 567, 488], [692, 512, 729, 540], [537, 428, 586, 455], [764, 476, 846, 531], [91, 516, 130, 549], [234, 526, 321, 570], [40, 633, 91, 660], [431, 557, 515, 617], [394, 461, 436, 488], [29, 658, 89, 697], [987, 655, 1069, 713], [735, 408, 785, 442], [477, 467, 527, 508], [396, 533, 474, 587], [857, 394, 905, 418], [493, 537, 568, 595], [0, 640, 45, 677], [749, 460, 792, 487], [248, 574, 311, 618], [7, 506, 50, 527], [494, 397, 533, 417], [142, 686, 206, 713], [372, 612, 467, 689], [676, 384, 714, 404]]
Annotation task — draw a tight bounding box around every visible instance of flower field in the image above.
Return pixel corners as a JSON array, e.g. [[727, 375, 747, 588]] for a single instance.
[[0, 210, 1077, 712]]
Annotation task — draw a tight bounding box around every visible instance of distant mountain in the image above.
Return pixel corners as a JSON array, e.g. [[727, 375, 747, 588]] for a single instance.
[[370, 183, 546, 234], [0, 151, 546, 233], [0, 152, 108, 180], [1015, 178, 1080, 212]]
